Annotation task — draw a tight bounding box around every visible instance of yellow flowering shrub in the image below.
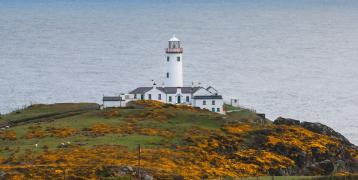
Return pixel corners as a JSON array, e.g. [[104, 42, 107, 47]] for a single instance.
[[223, 123, 257, 134], [266, 125, 339, 154], [46, 127, 77, 138], [23, 126, 47, 139], [104, 110, 121, 118], [0, 130, 17, 140], [132, 100, 164, 109]]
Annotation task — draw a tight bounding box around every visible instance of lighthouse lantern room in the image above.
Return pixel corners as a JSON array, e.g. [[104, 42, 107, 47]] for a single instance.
[[165, 35, 183, 87]]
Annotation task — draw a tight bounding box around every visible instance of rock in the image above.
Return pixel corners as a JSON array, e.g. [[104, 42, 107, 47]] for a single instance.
[[123, 165, 133, 172], [269, 168, 288, 176], [300, 121, 352, 145], [273, 117, 300, 126], [319, 160, 335, 174], [335, 160, 346, 173], [308, 160, 334, 175], [96, 165, 136, 177], [144, 174, 153, 180], [173, 175, 185, 180], [0, 170, 6, 178]]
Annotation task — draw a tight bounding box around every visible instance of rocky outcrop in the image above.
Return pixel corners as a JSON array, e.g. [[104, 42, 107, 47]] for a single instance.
[[273, 117, 300, 125], [274, 117, 353, 146], [305, 160, 334, 175], [300, 121, 352, 146], [272, 117, 358, 175]]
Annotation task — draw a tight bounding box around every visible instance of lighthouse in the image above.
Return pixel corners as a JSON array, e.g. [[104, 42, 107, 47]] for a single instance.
[[124, 35, 225, 114], [165, 35, 183, 87]]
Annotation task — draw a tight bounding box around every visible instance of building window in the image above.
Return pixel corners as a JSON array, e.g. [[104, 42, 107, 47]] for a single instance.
[[212, 100, 215, 105], [212, 108, 215, 112], [169, 96, 172, 102], [177, 56, 180, 62], [217, 108, 220, 112], [166, 72, 169, 78], [167, 56, 169, 62], [203, 100, 206, 105], [186, 96, 190, 102], [141, 94, 144, 100], [148, 94, 152, 100], [134, 94, 137, 99], [158, 94, 161, 100]]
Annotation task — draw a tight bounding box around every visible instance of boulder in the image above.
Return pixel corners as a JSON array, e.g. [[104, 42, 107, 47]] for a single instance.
[[334, 160, 347, 173], [308, 159, 335, 175], [96, 165, 135, 177], [0, 170, 6, 178], [144, 174, 153, 180], [273, 117, 300, 126]]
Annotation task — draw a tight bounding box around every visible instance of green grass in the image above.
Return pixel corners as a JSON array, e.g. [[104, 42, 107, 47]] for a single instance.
[[224, 104, 242, 111], [0, 103, 98, 123], [0, 103, 265, 158], [0, 103, 264, 156]]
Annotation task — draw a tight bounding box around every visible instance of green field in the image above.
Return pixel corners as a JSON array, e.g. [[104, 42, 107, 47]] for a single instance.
[[0, 103, 260, 155]]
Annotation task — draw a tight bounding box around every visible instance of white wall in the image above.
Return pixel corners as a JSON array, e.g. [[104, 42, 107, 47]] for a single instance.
[[144, 87, 166, 103], [103, 101, 123, 108], [193, 99, 224, 114], [230, 98, 240, 107], [165, 53, 183, 87]]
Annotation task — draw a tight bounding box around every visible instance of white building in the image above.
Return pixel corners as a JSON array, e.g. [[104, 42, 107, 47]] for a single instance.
[[125, 35, 224, 114], [103, 35, 224, 113]]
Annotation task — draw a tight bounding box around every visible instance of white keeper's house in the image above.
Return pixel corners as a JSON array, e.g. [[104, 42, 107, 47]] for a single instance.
[[103, 35, 225, 114]]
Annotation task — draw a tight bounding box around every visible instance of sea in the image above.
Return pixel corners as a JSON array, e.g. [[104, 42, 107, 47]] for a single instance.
[[1, 0, 358, 144]]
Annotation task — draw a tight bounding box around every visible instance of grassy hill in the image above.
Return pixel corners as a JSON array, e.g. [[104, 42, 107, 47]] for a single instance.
[[0, 101, 357, 179]]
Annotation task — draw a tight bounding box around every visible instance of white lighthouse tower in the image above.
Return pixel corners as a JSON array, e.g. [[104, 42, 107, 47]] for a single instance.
[[165, 35, 183, 87]]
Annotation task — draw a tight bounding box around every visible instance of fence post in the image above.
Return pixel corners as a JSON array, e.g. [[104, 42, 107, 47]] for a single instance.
[[138, 144, 141, 180]]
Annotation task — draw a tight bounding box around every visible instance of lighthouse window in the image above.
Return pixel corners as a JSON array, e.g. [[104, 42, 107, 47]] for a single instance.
[[166, 72, 169, 78], [212, 100, 215, 105], [177, 57, 180, 62], [158, 94, 162, 100], [148, 94, 152, 100], [167, 56, 169, 62], [203, 100, 206, 105]]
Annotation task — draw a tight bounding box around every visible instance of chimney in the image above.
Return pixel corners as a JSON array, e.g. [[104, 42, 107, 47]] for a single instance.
[[152, 80, 157, 89]]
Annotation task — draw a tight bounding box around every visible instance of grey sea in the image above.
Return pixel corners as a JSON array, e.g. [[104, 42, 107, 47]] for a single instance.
[[1, 0, 358, 144]]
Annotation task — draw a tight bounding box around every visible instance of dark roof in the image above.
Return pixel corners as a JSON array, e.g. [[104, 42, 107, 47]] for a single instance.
[[157, 86, 201, 94], [206, 86, 218, 94], [193, 95, 223, 100], [103, 96, 122, 101], [128, 87, 153, 94], [129, 86, 201, 94]]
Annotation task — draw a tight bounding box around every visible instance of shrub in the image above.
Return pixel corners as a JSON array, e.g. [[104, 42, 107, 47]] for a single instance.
[[46, 127, 77, 138], [104, 110, 121, 118], [0, 130, 17, 140], [24, 126, 47, 139]]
